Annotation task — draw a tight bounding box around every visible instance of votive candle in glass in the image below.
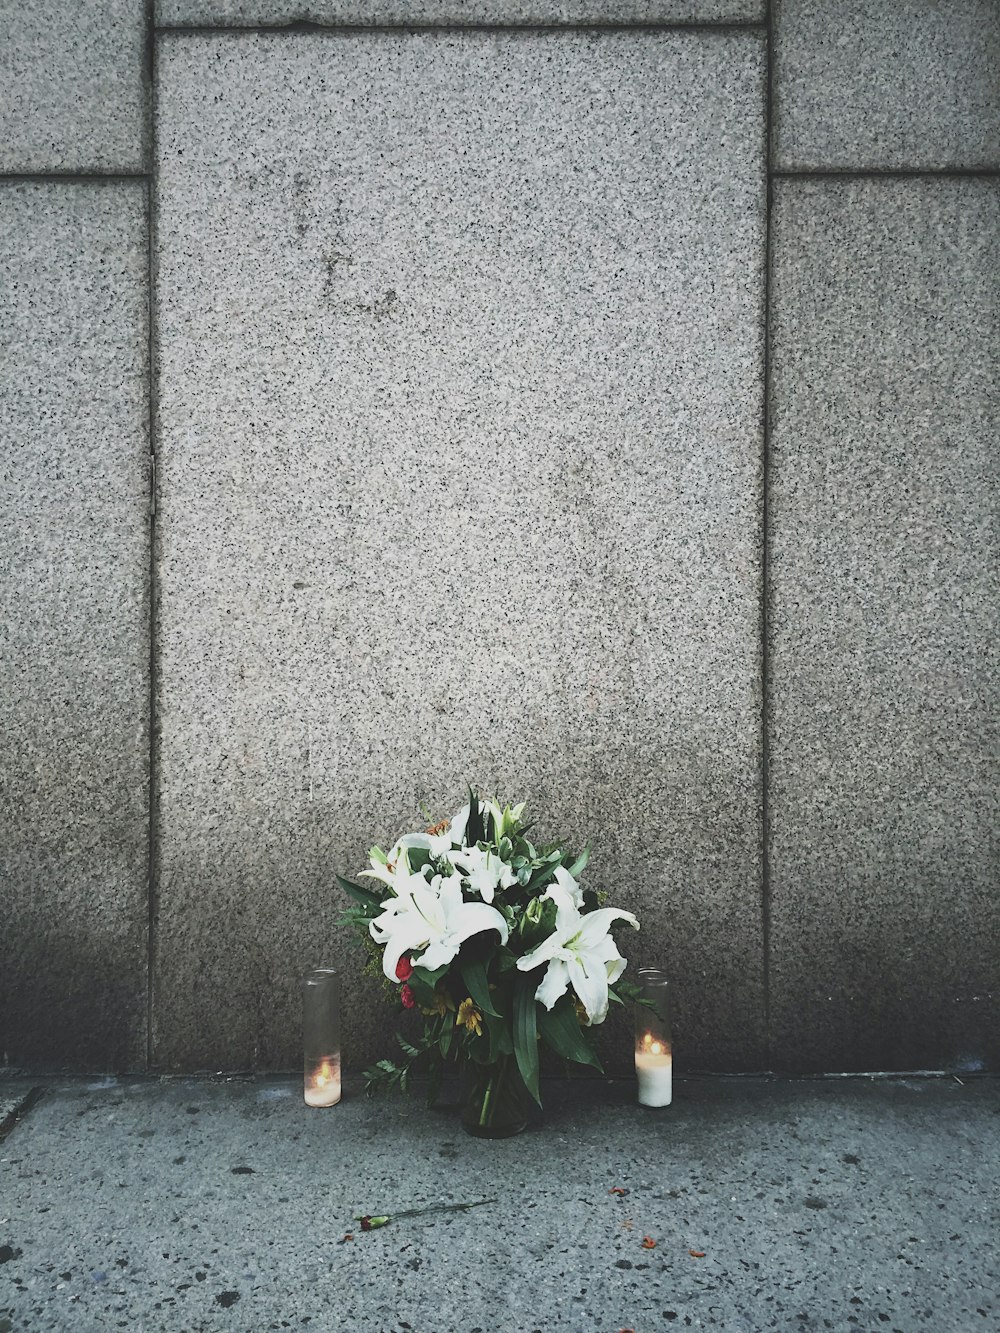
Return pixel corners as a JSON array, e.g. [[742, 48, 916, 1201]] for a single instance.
[[635, 967, 672, 1107], [303, 968, 342, 1107]]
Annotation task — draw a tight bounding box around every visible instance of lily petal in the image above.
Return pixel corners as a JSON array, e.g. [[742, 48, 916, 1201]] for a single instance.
[[378, 918, 432, 981], [535, 957, 570, 1010], [552, 865, 584, 909], [517, 929, 567, 971], [575, 907, 639, 948], [568, 953, 610, 1026], [449, 901, 509, 948], [448, 803, 469, 846]]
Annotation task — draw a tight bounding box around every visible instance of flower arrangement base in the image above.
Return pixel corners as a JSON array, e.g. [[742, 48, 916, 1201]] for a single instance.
[[461, 1056, 530, 1139]]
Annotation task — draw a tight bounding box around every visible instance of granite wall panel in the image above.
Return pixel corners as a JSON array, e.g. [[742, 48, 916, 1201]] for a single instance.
[[773, 0, 1000, 171], [768, 178, 1000, 1072], [0, 183, 150, 1069], [0, 0, 147, 174], [153, 30, 766, 1073]]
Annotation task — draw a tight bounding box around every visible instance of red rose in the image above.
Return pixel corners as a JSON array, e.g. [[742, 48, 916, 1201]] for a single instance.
[[395, 956, 413, 981], [400, 984, 416, 1010]]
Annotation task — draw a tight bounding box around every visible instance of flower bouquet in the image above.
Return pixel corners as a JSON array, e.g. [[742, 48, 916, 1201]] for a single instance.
[[338, 790, 640, 1137]]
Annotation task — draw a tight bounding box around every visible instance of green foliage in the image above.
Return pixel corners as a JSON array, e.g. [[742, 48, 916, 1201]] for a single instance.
[[513, 973, 542, 1106], [336, 874, 381, 913], [459, 956, 501, 1019], [537, 996, 603, 1071], [465, 786, 485, 846]]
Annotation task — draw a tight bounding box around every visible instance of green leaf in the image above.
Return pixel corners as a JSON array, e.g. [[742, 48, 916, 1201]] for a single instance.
[[538, 997, 603, 1071], [336, 874, 382, 911], [513, 974, 542, 1106], [412, 963, 448, 990], [495, 946, 518, 974], [407, 847, 433, 874], [459, 957, 500, 1018], [483, 1010, 514, 1062], [566, 847, 590, 877], [465, 785, 484, 846], [439, 1021, 454, 1058], [525, 859, 562, 894], [396, 1034, 421, 1060]]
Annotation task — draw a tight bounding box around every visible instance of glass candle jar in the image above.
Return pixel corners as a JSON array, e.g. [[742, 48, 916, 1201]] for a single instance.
[[634, 967, 672, 1107], [303, 968, 342, 1107]]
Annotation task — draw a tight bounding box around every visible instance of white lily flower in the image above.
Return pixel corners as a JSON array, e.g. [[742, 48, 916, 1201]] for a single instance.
[[549, 865, 584, 909], [450, 845, 517, 904], [516, 889, 638, 1026], [359, 831, 451, 889], [447, 804, 470, 846], [369, 871, 509, 981]]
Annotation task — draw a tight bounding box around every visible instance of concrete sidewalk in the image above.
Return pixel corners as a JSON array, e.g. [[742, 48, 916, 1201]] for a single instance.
[[0, 1075, 996, 1333]]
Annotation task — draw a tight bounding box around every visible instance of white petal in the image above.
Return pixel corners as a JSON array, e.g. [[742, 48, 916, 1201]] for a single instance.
[[380, 919, 432, 981], [535, 958, 570, 1011], [448, 804, 469, 846], [516, 928, 567, 970], [544, 882, 587, 934], [435, 872, 466, 913], [449, 901, 509, 948], [397, 831, 451, 859], [402, 892, 438, 940], [359, 864, 397, 888], [575, 907, 639, 949], [414, 937, 460, 972], [568, 954, 610, 1026], [605, 954, 627, 987], [553, 865, 584, 908]]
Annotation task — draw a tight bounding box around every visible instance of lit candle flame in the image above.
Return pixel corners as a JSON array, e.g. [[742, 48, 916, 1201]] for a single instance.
[[314, 1060, 333, 1088]]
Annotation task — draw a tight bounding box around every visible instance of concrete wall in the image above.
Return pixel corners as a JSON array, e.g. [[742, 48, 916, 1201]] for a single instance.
[[2, 1, 997, 1075]]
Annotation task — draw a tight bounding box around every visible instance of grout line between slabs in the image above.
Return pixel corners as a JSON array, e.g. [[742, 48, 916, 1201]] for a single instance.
[[155, 19, 767, 36], [771, 167, 1000, 179], [0, 172, 148, 183], [145, 0, 160, 1075], [761, 0, 774, 1069]]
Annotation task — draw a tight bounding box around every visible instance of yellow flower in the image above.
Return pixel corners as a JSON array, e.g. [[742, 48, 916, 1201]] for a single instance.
[[421, 991, 456, 1019], [456, 998, 483, 1037]]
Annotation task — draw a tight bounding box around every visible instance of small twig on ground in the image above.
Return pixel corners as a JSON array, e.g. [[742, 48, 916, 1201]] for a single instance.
[[354, 1198, 497, 1231]]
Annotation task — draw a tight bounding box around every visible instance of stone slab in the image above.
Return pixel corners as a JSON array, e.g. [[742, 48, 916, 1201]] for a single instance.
[[773, 0, 1000, 170], [157, 1, 764, 28], [154, 31, 766, 1074], [0, 0, 147, 174], [768, 178, 1000, 1072], [0, 183, 150, 1070], [1, 1075, 998, 1329]]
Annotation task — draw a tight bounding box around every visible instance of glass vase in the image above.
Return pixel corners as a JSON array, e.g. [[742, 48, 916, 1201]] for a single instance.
[[302, 968, 342, 1107], [461, 1054, 530, 1139], [634, 967, 672, 1107]]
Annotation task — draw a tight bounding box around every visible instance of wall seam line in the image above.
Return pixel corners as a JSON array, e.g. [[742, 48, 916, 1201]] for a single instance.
[[771, 167, 1000, 179], [155, 20, 767, 36], [761, 0, 774, 1071], [0, 173, 148, 183], [145, 0, 160, 1074]]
